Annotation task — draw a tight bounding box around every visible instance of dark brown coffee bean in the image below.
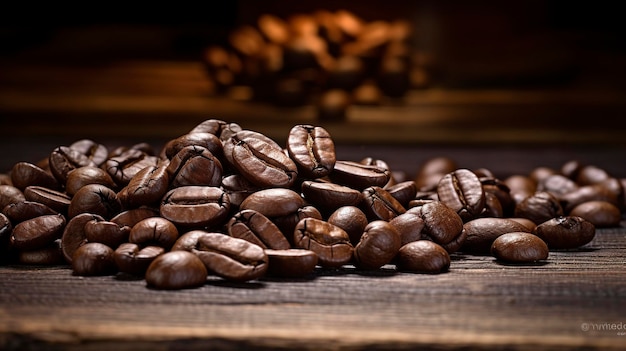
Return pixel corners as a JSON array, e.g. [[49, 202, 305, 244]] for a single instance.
[[437, 169, 485, 221], [528, 166, 557, 185], [110, 207, 160, 228], [300, 180, 363, 213], [18, 240, 64, 265], [163, 132, 223, 161], [129, 217, 179, 250], [2, 200, 57, 224], [409, 201, 465, 253], [328, 206, 369, 246], [84, 219, 131, 248], [61, 213, 105, 263], [171, 230, 211, 252], [227, 209, 290, 250], [575, 165, 610, 186], [272, 205, 323, 244], [0, 185, 26, 209], [537, 174, 578, 198], [23, 186, 71, 215], [265, 249, 318, 278], [482, 192, 504, 218], [561, 160, 583, 180], [114, 242, 165, 276], [569, 201, 621, 228], [166, 145, 223, 188], [10, 214, 66, 250], [389, 210, 425, 247], [10, 162, 59, 191], [286, 125, 336, 179], [354, 220, 401, 270], [514, 191, 563, 225], [293, 218, 353, 268], [118, 162, 170, 209], [482, 179, 515, 217], [533, 216, 596, 249], [503, 175, 536, 204], [72, 242, 117, 276], [104, 149, 159, 186], [384, 181, 418, 208], [361, 186, 406, 221], [396, 240, 450, 274], [220, 174, 261, 208], [222, 130, 281, 166], [240, 188, 304, 218], [328, 160, 390, 190], [65, 166, 117, 197], [49, 146, 96, 183], [194, 232, 268, 282], [145, 251, 207, 289], [414, 157, 457, 191], [560, 180, 622, 213], [160, 186, 230, 228], [461, 217, 531, 255], [69, 139, 109, 167], [491, 232, 549, 263], [68, 184, 121, 219]]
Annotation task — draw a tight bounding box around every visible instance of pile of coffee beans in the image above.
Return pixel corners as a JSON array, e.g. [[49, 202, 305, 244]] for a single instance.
[[202, 10, 433, 119], [1, 119, 624, 290]]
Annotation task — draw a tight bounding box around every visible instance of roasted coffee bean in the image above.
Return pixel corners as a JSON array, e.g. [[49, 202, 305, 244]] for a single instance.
[[300, 180, 363, 213], [222, 130, 281, 167], [49, 146, 96, 183], [3, 201, 57, 224], [10, 162, 59, 191], [514, 191, 563, 225], [110, 207, 160, 228], [68, 184, 121, 219], [160, 186, 230, 228], [503, 175, 536, 204], [575, 165, 610, 186], [362, 186, 406, 221], [569, 201, 621, 228], [104, 149, 159, 186], [65, 166, 117, 197], [491, 232, 549, 263], [23, 186, 71, 215], [229, 132, 298, 188], [239, 188, 304, 218], [482, 179, 515, 217], [461, 217, 531, 255], [10, 214, 66, 251], [389, 210, 425, 247], [220, 174, 261, 208], [114, 242, 165, 276], [166, 145, 223, 187], [272, 205, 323, 243], [353, 220, 401, 270], [533, 216, 596, 249], [537, 174, 578, 198], [482, 192, 504, 218], [0, 185, 25, 209], [171, 230, 211, 252], [561, 160, 583, 180], [69, 139, 109, 167], [396, 240, 450, 274], [293, 218, 353, 268], [265, 249, 319, 278], [408, 201, 465, 253], [162, 132, 223, 161], [437, 169, 485, 221], [118, 162, 170, 208], [61, 213, 105, 263], [129, 217, 179, 250], [227, 209, 290, 250], [328, 160, 390, 190], [145, 250, 208, 289], [194, 232, 268, 282], [508, 218, 537, 232], [560, 180, 623, 213], [384, 181, 418, 208], [84, 219, 131, 248], [414, 156, 457, 191], [72, 242, 117, 276], [18, 240, 64, 265], [286, 125, 336, 179], [327, 206, 369, 246], [528, 166, 557, 185]]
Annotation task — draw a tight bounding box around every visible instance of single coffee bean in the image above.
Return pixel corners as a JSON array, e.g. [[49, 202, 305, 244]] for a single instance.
[[384, 181, 418, 208], [561, 160, 584, 180], [272, 205, 323, 244], [193, 232, 268, 282], [437, 169, 485, 221], [482, 192, 504, 218], [23, 186, 71, 215], [18, 240, 64, 265], [293, 218, 353, 268], [361, 186, 406, 221], [160, 186, 231, 229], [265, 249, 319, 278], [227, 209, 290, 250], [328, 160, 390, 190], [575, 165, 610, 186], [389, 210, 426, 247], [222, 130, 282, 167], [300, 180, 363, 213], [104, 148, 159, 186], [461, 217, 531, 255], [503, 175, 536, 204], [129, 217, 179, 251], [10, 162, 59, 191], [286, 124, 336, 179], [65, 166, 117, 197], [327, 206, 369, 246], [528, 166, 557, 185], [514, 191, 563, 225], [69, 139, 109, 167], [49, 146, 96, 183], [239, 188, 304, 218], [72, 242, 117, 276], [533, 216, 596, 249], [84, 219, 131, 248], [163, 132, 223, 161], [2, 200, 57, 224], [537, 174, 578, 198], [68, 184, 121, 219], [491, 232, 549, 263], [118, 162, 170, 209], [166, 145, 223, 188], [482, 179, 515, 217], [409, 201, 465, 253], [61, 213, 105, 263], [414, 156, 457, 191], [114, 242, 165, 276], [353, 220, 401, 270], [171, 230, 211, 252], [396, 240, 451, 274], [0, 185, 26, 209], [10, 214, 66, 251], [110, 207, 160, 228], [569, 201, 621, 228], [145, 251, 208, 289], [220, 174, 261, 208]]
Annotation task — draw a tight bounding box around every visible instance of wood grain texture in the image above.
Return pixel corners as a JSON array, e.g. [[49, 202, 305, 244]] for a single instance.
[[1, 224, 625, 351]]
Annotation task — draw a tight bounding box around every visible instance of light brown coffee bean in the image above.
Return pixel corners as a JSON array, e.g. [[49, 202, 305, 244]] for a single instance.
[[145, 251, 208, 289], [396, 240, 450, 274]]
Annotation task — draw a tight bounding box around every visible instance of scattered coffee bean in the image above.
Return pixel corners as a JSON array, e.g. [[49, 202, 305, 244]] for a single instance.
[[72, 242, 117, 276], [145, 251, 208, 290], [491, 232, 549, 263], [396, 240, 450, 274]]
